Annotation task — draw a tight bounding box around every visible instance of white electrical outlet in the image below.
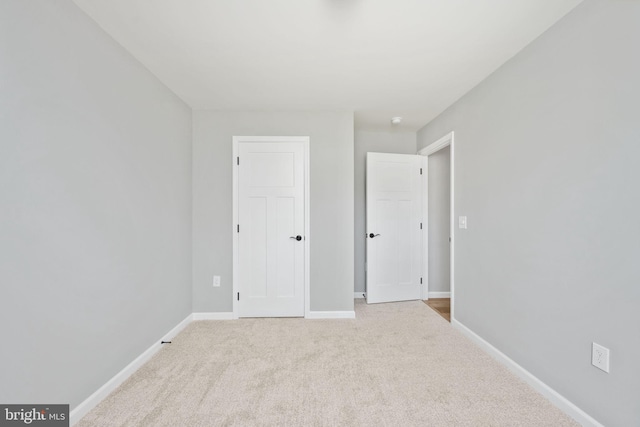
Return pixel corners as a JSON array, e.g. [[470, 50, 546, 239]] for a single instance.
[[458, 216, 467, 229], [592, 342, 610, 373], [213, 275, 221, 287]]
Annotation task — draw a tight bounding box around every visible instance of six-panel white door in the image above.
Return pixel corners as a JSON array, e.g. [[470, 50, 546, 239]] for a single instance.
[[366, 152, 422, 304], [237, 141, 305, 317]]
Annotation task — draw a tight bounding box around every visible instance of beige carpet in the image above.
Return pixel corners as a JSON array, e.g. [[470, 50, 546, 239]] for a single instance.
[[77, 300, 578, 426]]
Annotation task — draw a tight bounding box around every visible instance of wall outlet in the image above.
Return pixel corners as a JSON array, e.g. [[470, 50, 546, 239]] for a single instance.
[[213, 275, 221, 287], [592, 342, 610, 373], [458, 216, 467, 229]]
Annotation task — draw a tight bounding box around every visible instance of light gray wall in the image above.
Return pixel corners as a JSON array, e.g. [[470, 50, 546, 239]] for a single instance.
[[417, 1, 640, 425], [354, 130, 417, 294], [0, 1, 192, 410], [427, 146, 450, 293], [192, 111, 354, 312]]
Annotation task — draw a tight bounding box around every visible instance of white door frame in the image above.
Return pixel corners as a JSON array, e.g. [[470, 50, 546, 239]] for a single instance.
[[232, 136, 310, 319], [418, 131, 455, 321]]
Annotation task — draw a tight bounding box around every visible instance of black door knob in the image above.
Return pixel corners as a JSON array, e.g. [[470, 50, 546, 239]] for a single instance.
[[368, 233, 381, 238], [290, 235, 302, 241]]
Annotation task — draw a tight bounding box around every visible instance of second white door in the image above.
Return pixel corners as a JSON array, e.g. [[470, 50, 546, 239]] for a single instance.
[[237, 140, 305, 317], [366, 152, 422, 304]]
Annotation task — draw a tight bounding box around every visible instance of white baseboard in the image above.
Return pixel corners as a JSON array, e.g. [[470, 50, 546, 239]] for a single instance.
[[192, 312, 234, 320], [70, 313, 192, 425], [306, 311, 356, 319], [428, 291, 451, 298], [452, 319, 604, 427], [354, 292, 366, 299]]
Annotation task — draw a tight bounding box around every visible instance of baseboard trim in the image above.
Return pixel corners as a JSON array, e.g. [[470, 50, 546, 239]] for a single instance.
[[69, 313, 192, 425], [306, 311, 356, 319], [192, 312, 234, 320], [428, 291, 451, 298], [452, 319, 604, 427], [354, 292, 366, 299]]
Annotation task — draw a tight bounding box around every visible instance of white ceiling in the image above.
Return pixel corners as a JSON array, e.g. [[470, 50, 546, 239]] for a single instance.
[[72, 0, 582, 131]]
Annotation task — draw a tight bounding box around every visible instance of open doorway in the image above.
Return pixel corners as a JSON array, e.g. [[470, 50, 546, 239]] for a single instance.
[[419, 132, 455, 322]]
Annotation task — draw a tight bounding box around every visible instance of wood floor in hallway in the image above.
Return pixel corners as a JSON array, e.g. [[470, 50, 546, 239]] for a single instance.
[[424, 298, 450, 322]]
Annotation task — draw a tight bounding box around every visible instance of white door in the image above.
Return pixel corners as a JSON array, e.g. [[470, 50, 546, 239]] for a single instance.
[[237, 141, 305, 317], [366, 152, 422, 304]]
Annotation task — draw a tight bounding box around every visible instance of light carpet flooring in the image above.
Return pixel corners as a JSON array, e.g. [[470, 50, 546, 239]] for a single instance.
[[77, 300, 578, 426]]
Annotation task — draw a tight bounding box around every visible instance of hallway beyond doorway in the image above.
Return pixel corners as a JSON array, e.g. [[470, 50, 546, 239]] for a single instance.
[[424, 298, 450, 322]]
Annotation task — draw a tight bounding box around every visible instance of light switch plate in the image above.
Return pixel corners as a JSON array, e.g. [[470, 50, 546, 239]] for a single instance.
[[458, 216, 467, 229], [213, 275, 221, 287], [592, 342, 610, 373]]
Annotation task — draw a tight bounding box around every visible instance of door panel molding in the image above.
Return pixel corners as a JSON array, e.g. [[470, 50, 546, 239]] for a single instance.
[[232, 136, 310, 318]]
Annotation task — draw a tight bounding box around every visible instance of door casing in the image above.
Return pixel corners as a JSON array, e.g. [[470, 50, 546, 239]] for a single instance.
[[232, 136, 310, 319], [418, 131, 455, 321]]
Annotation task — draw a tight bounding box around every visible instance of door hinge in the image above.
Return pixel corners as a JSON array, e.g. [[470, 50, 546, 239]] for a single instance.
[[449, 237, 451, 242], [237, 157, 239, 165], [420, 277, 423, 284], [420, 222, 423, 229], [420, 168, 423, 175], [237, 292, 240, 301], [237, 224, 240, 233]]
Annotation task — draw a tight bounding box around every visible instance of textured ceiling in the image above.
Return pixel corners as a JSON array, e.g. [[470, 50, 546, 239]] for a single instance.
[[72, 0, 583, 131]]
